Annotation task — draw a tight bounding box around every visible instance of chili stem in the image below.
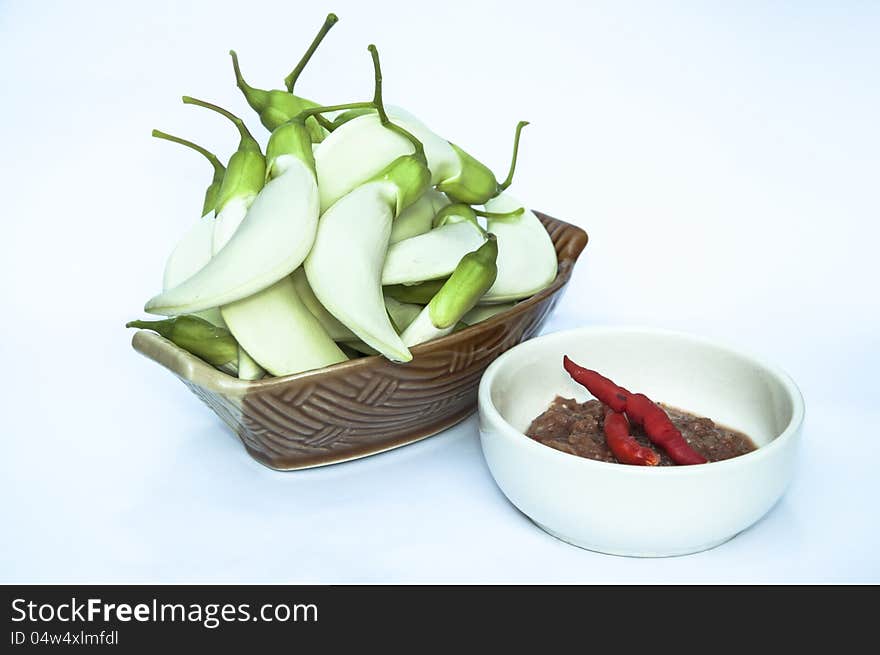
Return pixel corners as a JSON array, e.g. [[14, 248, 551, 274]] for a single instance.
[[228, 50, 259, 101], [296, 101, 375, 122], [151, 129, 224, 175], [181, 96, 258, 147], [368, 44, 426, 162], [313, 113, 335, 131], [499, 120, 529, 192], [473, 207, 524, 220], [284, 13, 339, 93]]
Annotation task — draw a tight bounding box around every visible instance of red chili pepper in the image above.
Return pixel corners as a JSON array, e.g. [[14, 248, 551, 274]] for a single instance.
[[603, 409, 660, 466], [562, 356, 628, 412], [625, 393, 707, 465], [562, 356, 708, 465]]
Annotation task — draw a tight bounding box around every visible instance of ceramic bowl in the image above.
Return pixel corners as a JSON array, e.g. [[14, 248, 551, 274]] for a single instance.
[[131, 212, 588, 470], [478, 326, 805, 557]]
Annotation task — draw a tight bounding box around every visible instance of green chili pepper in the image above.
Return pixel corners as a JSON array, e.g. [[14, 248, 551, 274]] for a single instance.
[[399, 235, 499, 346], [230, 13, 338, 141], [126, 316, 238, 367], [265, 117, 315, 180], [437, 121, 529, 204], [150, 130, 225, 217], [433, 203, 524, 229], [180, 96, 265, 217], [427, 234, 498, 329]]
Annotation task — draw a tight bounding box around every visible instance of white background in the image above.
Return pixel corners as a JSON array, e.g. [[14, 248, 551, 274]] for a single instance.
[[2, 0, 878, 582]]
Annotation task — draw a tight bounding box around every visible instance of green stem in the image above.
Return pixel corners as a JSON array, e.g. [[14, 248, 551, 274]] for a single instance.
[[182, 96, 259, 150], [296, 101, 375, 122], [291, 41, 388, 124], [313, 113, 335, 131], [499, 120, 529, 192], [228, 50, 261, 104], [151, 129, 224, 177], [368, 44, 425, 161], [126, 319, 162, 332], [369, 44, 389, 125], [284, 13, 339, 93], [473, 207, 524, 219]]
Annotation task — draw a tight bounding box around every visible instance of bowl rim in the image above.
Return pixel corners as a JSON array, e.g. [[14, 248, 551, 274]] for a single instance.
[[478, 325, 806, 476]]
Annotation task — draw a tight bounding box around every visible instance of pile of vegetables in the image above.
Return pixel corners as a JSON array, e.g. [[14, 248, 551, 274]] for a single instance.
[[129, 14, 558, 380]]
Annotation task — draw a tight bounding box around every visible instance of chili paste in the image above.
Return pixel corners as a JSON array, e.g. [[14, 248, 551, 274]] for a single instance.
[[526, 396, 757, 465]]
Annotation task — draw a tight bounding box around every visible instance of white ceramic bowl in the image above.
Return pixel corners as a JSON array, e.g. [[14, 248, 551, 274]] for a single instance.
[[478, 326, 805, 557]]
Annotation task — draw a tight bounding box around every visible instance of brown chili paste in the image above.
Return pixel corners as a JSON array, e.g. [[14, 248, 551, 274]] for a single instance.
[[526, 396, 757, 465]]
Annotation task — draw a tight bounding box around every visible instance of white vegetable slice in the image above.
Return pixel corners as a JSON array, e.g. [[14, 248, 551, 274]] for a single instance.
[[163, 218, 213, 290], [382, 221, 486, 285], [290, 267, 355, 341], [215, 156, 324, 379], [461, 302, 516, 325], [384, 296, 422, 333], [399, 235, 498, 347], [161, 218, 225, 327], [400, 308, 454, 347], [211, 195, 251, 254], [236, 349, 264, 380], [305, 181, 412, 362], [159, 209, 260, 377], [481, 193, 557, 303], [314, 108, 457, 212], [220, 276, 347, 377], [389, 188, 450, 244], [145, 156, 319, 316]]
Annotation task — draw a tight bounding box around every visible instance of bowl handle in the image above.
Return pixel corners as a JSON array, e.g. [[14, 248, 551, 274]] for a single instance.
[[131, 330, 247, 396]]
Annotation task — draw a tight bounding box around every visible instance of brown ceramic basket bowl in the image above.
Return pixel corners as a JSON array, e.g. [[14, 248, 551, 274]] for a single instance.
[[131, 212, 588, 470]]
